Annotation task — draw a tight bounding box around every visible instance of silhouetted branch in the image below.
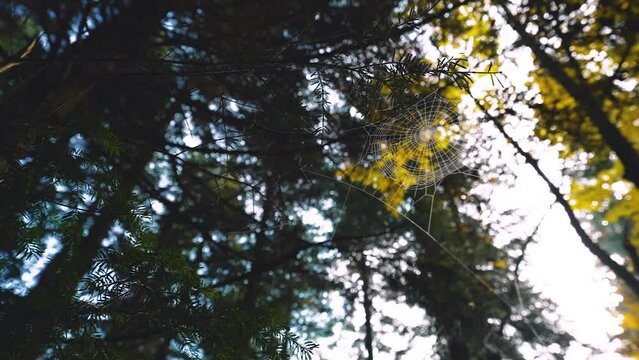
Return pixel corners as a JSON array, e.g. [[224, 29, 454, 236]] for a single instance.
[[473, 96, 639, 297]]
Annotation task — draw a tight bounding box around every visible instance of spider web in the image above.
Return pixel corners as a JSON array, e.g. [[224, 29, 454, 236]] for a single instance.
[[367, 91, 467, 189], [302, 90, 489, 286], [332, 91, 477, 231]]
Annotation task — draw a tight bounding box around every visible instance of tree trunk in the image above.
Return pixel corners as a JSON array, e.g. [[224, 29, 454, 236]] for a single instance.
[[359, 260, 374, 360]]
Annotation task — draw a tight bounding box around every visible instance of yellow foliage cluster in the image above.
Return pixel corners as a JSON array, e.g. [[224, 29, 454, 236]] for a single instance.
[[569, 162, 620, 212], [618, 289, 639, 359], [336, 164, 405, 216], [493, 259, 507, 269], [607, 99, 639, 153], [570, 160, 639, 246], [531, 71, 604, 158]]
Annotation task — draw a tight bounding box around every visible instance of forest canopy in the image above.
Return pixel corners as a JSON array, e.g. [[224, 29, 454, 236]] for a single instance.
[[0, 0, 637, 359]]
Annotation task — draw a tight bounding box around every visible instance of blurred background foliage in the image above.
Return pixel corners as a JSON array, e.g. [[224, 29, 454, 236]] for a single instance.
[[0, 0, 637, 359]]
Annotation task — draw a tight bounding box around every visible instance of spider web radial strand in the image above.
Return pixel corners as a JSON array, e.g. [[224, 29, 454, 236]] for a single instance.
[[363, 91, 468, 195]]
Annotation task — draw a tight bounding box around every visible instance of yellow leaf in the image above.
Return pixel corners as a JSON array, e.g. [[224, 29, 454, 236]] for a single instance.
[[494, 259, 507, 269]]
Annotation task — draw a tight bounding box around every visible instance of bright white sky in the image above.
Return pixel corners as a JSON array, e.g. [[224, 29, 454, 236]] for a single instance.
[[312, 6, 627, 360]]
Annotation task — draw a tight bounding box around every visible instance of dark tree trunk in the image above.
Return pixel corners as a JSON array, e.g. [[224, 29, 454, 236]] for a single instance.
[[360, 260, 374, 360]]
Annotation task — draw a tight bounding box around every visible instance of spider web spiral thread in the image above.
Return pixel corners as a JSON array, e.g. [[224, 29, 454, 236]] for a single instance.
[[365, 91, 467, 191], [335, 91, 477, 214]]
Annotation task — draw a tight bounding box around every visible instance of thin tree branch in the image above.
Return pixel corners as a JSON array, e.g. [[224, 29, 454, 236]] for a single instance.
[[474, 98, 639, 297], [359, 258, 375, 360]]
